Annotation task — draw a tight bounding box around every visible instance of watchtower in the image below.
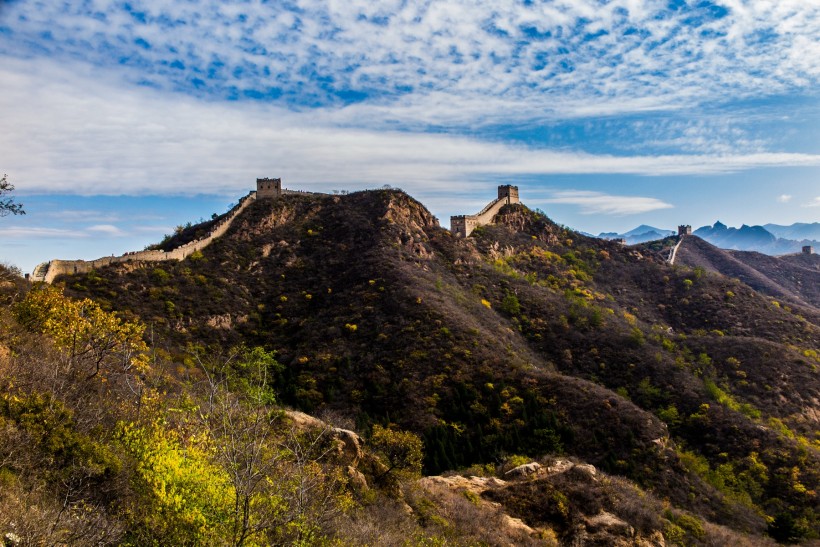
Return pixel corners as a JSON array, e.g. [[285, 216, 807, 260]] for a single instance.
[[257, 177, 282, 198], [678, 225, 692, 236], [803, 246, 814, 255], [498, 185, 520, 204]]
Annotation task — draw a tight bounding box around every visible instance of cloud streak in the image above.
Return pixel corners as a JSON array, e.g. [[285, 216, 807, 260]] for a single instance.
[[2, 59, 820, 199], [538, 191, 674, 215]]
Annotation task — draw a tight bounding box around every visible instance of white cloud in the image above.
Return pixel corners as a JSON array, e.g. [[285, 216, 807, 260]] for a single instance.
[[1, 0, 818, 127], [804, 197, 820, 208], [778, 194, 793, 203], [87, 224, 126, 236], [2, 60, 820, 200], [538, 191, 674, 215], [0, 227, 88, 239], [43, 210, 122, 222]]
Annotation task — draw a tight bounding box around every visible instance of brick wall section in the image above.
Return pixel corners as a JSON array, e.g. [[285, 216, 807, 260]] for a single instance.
[[451, 185, 520, 237], [32, 191, 258, 283]]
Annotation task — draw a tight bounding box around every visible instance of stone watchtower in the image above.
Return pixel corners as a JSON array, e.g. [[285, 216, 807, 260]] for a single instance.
[[498, 184, 520, 204], [450, 185, 522, 238], [678, 225, 692, 236], [257, 177, 282, 198], [803, 246, 815, 255]]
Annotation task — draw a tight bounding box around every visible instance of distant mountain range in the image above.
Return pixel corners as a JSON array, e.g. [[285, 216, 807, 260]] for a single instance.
[[598, 224, 675, 244], [600, 221, 819, 254]]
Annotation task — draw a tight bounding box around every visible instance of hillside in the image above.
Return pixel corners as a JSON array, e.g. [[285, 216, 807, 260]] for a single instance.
[[53, 189, 820, 543], [673, 235, 820, 309]]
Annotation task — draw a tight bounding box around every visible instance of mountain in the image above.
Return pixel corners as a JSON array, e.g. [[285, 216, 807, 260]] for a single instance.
[[765, 222, 820, 242], [49, 190, 820, 543], [671, 234, 820, 308], [695, 221, 818, 254], [597, 224, 675, 244]]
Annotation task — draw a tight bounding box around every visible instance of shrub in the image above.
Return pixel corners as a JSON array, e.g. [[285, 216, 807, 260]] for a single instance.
[[500, 292, 521, 316]]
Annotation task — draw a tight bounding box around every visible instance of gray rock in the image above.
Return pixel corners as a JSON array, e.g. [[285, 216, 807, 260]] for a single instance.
[[504, 462, 542, 478]]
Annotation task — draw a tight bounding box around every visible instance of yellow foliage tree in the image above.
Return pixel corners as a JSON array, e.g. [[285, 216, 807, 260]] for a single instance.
[[117, 421, 234, 544], [14, 286, 148, 379]]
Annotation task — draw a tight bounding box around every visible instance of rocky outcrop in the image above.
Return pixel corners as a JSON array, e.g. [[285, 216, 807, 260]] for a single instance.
[[284, 410, 363, 467], [504, 462, 542, 478]]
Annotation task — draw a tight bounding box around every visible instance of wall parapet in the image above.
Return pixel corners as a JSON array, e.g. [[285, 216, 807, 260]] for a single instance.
[[450, 185, 521, 238], [32, 191, 257, 284]]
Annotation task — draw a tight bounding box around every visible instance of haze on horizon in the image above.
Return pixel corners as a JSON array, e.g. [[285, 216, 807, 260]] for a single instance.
[[1, 0, 819, 273]]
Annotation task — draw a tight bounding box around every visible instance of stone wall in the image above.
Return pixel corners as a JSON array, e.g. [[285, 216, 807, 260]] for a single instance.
[[450, 185, 521, 238], [32, 191, 257, 283]]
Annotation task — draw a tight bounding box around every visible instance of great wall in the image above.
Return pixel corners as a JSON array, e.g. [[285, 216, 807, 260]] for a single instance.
[[30, 190, 258, 284], [31, 179, 521, 283], [450, 185, 520, 238], [667, 225, 692, 265]]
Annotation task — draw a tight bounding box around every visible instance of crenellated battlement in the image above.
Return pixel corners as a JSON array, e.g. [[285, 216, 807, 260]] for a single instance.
[[450, 185, 521, 237], [31, 176, 339, 283], [257, 177, 282, 198], [31, 190, 259, 283]]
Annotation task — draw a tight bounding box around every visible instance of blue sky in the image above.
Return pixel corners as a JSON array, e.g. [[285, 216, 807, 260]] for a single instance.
[[1, 0, 819, 273]]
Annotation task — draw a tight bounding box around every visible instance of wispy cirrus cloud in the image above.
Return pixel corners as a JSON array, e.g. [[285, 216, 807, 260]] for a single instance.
[[87, 224, 127, 237], [778, 194, 793, 203], [0, 227, 89, 239], [538, 191, 674, 215], [2, 58, 820, 199], [1, 0, 818, 127], [804, 197, 820, 208], [42, 210, 122, 222]]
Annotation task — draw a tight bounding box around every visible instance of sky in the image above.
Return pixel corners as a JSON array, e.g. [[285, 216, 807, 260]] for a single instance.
[[1, 0, 819, 274]]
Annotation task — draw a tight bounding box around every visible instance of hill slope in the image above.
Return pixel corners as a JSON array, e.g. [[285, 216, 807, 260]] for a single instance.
[[58, 190, 820, 542], [674, 234, 820, 308]]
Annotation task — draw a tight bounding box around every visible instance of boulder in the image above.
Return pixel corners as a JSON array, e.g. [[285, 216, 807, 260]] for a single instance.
[[546, 459, 575, 475], [345, 465, 369, 494], [332, 428, 363, 466], [285, 410, 363, 466], [574, 463, 597, 477], [585, 511, 634, 537], [504, 462, 542, 478]]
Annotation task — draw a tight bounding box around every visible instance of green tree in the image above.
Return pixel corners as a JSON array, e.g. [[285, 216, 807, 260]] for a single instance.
[[0, 174, 25, 216], [371, 424, 424, 481], [500, 292, 521, 316]]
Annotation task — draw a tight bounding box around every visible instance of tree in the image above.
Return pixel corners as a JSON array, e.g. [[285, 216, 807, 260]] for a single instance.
[[0, 174, 25, 216], [371, 424, 424, 481], [13, 285, 149, 380], [194, 346, 351, 546]]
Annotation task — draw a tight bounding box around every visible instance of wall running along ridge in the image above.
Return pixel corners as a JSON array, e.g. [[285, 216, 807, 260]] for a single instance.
[[31, 183, 518, 283], [31, 191, 257, 284], [451, 185, 520, 238]]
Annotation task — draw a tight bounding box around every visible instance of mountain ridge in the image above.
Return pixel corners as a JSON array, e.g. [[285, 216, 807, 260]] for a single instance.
[[601, 221, 819, 255], [51, 188, 820, 543]]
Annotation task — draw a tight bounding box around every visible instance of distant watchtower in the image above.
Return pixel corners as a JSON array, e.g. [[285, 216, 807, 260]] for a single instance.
[[678, 225, 692, 236], [498, 184, 520, 204], [257, 177, 282, 198], [803, 246, 814, 255]]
